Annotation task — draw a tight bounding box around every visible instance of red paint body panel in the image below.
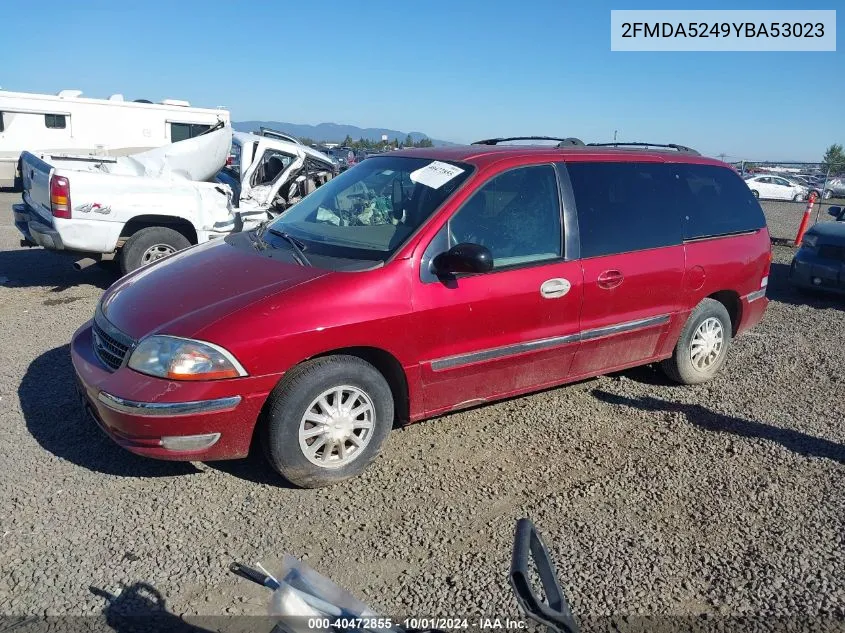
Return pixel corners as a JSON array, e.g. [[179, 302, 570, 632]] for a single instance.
[[413, 259, 584, 415], [102, 238, 330, 341], [572, 245, 685, 375], [69, 145, 772, 463]]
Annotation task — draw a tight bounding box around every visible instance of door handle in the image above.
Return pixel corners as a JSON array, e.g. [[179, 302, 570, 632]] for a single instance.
[[540, 278, 571, 299], [597, 269, 624, 290]]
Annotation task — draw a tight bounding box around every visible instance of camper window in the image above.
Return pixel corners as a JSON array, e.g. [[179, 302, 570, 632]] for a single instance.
[[45, 114, 66, 129], [170, 122, 212, 143]]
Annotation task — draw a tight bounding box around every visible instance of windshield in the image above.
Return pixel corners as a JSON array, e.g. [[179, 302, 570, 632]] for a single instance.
[[268, 156, 473, 262]]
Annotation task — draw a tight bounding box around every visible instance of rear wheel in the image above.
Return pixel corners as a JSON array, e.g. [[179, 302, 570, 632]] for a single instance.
[[119, 226, 191, 275], [823, 190, 833, 200], [661, 299, 732, 385], [262, 355, 394, 488], [751, 190, 760, 199]]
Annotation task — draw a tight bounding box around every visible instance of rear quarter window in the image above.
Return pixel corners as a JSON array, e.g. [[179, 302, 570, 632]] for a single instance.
[[679, 164, 766, 240], [565, 162, 682, 258]]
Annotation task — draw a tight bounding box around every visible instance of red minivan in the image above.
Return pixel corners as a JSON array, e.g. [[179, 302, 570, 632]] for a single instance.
[[71, 138, 771, 487]]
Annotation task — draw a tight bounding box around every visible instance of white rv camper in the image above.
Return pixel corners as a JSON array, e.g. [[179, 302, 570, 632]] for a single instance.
[[0, 89, 230, 188]]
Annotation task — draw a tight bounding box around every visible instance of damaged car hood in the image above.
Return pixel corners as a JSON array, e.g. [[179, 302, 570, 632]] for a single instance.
[[100, 236, 329, 341], [97, 126, 233, 181]]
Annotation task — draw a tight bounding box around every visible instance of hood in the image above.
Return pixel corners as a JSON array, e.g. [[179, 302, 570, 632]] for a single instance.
[[100, 233, 329, 341], [100, 125, 232, 181], [807, 221, 845, 242]]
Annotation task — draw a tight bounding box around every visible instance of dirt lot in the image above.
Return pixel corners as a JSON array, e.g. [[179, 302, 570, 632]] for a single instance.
[[0, 191, 843, 629]]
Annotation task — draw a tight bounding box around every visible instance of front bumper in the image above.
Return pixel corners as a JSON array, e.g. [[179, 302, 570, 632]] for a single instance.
[[71, 321, 279, 461], [789, 252, 845, 295], [13, 203, 65, 250]]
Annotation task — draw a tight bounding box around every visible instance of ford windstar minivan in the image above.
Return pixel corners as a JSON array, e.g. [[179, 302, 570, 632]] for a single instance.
[[71, 138, 771, 487]]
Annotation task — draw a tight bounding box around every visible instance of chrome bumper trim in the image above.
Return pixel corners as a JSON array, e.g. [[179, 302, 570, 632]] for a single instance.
[[97, 392, 242, 417]]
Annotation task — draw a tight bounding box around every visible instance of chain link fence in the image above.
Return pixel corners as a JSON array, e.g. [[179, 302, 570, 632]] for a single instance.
[[729, 160, 845, 243]]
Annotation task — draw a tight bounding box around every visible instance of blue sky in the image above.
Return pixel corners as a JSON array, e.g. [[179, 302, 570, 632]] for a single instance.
[[2, 0, 842, 160]]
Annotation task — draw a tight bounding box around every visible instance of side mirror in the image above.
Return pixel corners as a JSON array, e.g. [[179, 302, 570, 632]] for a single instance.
[[828, 206, 842, 218], [431, 243, 493, 276], [510, 519, 579, 633]]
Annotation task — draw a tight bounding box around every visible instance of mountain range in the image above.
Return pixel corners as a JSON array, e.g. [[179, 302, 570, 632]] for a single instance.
[[233, 120, 454, 146]]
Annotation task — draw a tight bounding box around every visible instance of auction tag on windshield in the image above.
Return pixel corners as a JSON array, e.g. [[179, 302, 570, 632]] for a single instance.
[[410, 161, 464, 189]]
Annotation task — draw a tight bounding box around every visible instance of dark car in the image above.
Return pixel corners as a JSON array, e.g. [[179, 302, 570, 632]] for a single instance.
[[71, 139, 771, 487], [789, 206, 845, 294]]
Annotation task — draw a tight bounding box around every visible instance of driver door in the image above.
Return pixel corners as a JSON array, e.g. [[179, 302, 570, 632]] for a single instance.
[[411, 164, 583, 416]]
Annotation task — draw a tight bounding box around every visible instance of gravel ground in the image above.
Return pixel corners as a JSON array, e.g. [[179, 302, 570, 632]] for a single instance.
[[761, 197, 841, 243], [0, 192, 843, 632]]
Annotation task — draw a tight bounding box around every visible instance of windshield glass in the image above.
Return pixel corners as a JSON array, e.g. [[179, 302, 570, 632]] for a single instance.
[[268, 156, 473, 262]]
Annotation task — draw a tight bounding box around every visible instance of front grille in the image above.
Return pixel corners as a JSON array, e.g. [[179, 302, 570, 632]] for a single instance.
[[818, 245, 845, 262], [92, 307, 134, 372]]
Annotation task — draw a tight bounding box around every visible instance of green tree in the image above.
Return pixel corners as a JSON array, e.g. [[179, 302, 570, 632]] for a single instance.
[[823, 144, 845, 174], [417, 137, 434, 148], [404, 134, 414, 148], [342, 135, 354, 148]]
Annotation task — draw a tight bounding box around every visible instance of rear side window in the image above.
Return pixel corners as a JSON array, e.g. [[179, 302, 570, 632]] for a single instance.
[[170, 122, 212, 142], [45, 114, 66, 129], [566, 162, 681, 258], [0, 112, 4, 132], [679, 164, 766, 240]]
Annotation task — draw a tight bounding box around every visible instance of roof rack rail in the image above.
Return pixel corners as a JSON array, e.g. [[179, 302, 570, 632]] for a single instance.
[[472, 136, 585, 147], [586, 142, 700, 156]]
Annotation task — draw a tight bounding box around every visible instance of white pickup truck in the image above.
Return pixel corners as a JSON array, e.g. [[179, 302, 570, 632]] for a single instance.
[[13, 126, 336, 274]]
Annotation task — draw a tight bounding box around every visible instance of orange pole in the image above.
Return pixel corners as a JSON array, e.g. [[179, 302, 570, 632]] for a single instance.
[[794, 192, 818, 246]]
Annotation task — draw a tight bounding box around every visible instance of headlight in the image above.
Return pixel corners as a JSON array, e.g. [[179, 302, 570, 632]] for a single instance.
[[802, 234, 818, 248], [128, 336, 247, 380]]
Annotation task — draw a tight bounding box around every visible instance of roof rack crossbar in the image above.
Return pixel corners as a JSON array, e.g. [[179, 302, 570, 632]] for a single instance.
[[472, 136, 585, 147], [586, 142, 700, 156]]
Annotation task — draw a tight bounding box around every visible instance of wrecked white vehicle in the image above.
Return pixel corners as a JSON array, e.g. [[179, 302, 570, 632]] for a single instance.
[[217, 131, 336, 216], [13, 126, 336, 274]]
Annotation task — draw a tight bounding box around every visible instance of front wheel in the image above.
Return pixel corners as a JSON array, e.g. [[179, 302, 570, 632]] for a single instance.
[[661, 299, 732, 385], [823, 190, 833, 200], [263, 356, 394, 488]]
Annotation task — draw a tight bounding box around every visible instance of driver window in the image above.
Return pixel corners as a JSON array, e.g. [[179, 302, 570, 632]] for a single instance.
[[447, 164, 562, 269]]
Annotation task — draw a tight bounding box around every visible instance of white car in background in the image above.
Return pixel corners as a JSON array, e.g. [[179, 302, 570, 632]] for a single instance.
[[744, 174, 808, 201]]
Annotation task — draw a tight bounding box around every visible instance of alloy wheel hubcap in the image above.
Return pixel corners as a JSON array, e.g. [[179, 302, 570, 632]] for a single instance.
[[690, 317, 724, 370], [141, 244, 176, 264], [298, 386, 375, 468]]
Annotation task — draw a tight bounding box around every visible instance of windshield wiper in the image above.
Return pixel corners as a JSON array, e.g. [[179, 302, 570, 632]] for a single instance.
[[267, 228, 311, 266]]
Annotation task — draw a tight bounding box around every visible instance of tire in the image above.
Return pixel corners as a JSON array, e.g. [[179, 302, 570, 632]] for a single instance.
[[262, 355, 394, 488], [751, 190, 760, 199], [661, 298, 733, 385], [823, 190, 833, 200], [118, 226, 191, 275], [792, 193, 803, 202]]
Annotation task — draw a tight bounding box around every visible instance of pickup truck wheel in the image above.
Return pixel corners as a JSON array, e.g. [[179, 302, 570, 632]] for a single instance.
[[262, 355, 393, 488], [119, 227, 190, 275], [661, 298, 732, 385]]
